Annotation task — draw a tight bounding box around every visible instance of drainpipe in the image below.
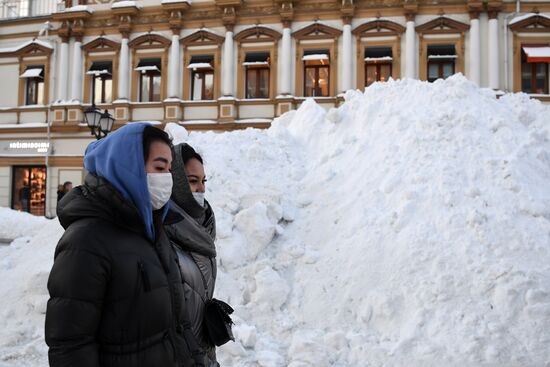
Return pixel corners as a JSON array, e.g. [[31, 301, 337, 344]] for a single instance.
[[503, 2, 521, 92]]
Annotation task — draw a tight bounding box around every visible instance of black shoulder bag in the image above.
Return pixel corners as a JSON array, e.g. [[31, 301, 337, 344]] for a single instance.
[[204, 298, 235, 346]]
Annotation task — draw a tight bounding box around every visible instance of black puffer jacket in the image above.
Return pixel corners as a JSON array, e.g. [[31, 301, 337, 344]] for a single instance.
[[45, 174, 200, 367]]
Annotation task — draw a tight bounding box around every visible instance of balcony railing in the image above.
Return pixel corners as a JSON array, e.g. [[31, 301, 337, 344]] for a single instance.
[[0, 0, 61, 20]]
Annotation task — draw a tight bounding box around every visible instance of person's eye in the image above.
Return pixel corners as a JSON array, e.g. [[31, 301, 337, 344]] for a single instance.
[[202, 179, 208, 184], [188, 179, 198, 184]]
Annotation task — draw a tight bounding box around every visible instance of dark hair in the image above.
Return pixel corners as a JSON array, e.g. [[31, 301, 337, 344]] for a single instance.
[[180, 143, 203, 165], [62, 181, 72, 191], [142, 125, 172, 161]]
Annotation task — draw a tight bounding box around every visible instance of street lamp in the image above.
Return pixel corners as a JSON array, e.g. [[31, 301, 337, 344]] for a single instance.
[[84, 103, 115, 140]]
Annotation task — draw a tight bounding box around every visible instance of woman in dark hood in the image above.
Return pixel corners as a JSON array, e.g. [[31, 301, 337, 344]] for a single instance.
[[164, 143, 218, 366], [45, 124, 203, 367]]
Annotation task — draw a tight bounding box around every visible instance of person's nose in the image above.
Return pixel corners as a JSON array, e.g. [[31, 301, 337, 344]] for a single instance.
[[197, 182, 206, 193]]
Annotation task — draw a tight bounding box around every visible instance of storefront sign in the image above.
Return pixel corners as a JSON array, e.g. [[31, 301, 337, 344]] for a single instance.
[[0, 140, 51, 155]]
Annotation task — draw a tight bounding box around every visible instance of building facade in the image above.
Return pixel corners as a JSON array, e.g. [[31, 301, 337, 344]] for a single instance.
[[0, 0, 549, 217]]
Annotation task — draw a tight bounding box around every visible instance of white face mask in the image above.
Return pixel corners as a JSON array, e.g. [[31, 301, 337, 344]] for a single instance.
[[147, 173, 173, 210], [192, 192, 205, 207]]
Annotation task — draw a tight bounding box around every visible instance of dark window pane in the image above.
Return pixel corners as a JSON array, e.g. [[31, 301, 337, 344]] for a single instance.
[[140, 74, 150, 102], [152, 75, 161, 101], [442, 63, 454, 79], [12, 166, 46, 216], [36, 81, 44, 105], [379, 64, 392, 82], [304, 67, 316, 96], [428, 63, 439, 82], [104, 78, 112, 103], [204, 72, 214, 100], [258, 68, 269, 98], [192, 72, 203, 100], [246, 68, 257, 98], [521, 62, 532, 93], [93, 76, 102, 104], [318, 67, 329, 96], [366, 64, 376, 87]]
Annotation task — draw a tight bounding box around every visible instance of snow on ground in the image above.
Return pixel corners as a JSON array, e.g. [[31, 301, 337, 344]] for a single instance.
[[1, 74, 550, 366]]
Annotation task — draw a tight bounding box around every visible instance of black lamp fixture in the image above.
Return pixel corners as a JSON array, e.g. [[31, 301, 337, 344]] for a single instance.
[[84, 103, 115, 140]]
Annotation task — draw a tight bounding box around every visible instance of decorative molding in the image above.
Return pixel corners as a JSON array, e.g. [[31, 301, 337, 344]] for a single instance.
[[128, 33, 171, 49], [341, 0, 355, 24], [467, 0, 483, 19], [234, 26, 282, 43], [180, 30, 225, 47], [509, 14, 550, 32], [276, 0, 294, 25], [82, 37, 121, 52], [353, 19, 406, 37], [415, 16, 470, 34], [486, 1, 503, 19], [112, 5, 141, 37], [292, 22, 343, 40], [403, 0, 418, 22]]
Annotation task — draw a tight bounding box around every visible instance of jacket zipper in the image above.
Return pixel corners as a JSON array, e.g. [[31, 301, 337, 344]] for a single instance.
[[138, 261, 152, 293]]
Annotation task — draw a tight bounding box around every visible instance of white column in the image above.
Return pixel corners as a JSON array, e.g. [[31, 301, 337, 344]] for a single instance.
[[405, 19, 416, 79], [168, 34, 181, 98], [118, 37, 130, 100], [469, 16, 481, 85], [70, 39, 83, 101], [222, 28, 234, 96], [488, 16, 500, 89], [58, 40, 69, 101], [342, 22, 353, 92], [279, 26, 292, 95]]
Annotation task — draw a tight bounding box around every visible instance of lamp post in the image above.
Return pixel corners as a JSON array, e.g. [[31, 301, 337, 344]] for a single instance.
[[84, 103, 115, 140]]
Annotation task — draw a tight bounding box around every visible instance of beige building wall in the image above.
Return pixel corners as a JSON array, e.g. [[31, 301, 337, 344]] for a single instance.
[[0, 64, 20, 107]]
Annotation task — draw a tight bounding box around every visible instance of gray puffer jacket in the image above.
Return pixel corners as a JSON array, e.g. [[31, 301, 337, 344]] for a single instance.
[[165, 143, 218, 367]]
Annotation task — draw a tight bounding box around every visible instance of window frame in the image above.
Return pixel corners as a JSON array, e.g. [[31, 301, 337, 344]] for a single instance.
[[135, 58, 163, 103], [243, 53, 271, 99], [303, 60, 330, 97], [365, 62, 392, 87], [190, 68, 215, 101], [427, 58, 456, 82], [87, 60, 114, 104], [520, 46, 549, 94], [181, 31, 224, 101], [15, 49, 51, 107], [23, 68, 45, 105]]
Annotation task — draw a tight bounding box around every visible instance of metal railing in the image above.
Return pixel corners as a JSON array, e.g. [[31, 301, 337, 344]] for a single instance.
[[0, 0, 61, 20]]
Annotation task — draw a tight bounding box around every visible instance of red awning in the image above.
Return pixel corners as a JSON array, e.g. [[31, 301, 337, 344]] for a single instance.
[[523, 46, 550, 63]]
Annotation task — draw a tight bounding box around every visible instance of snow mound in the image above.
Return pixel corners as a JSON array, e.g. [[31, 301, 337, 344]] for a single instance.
[[1, 75, 550, 366]]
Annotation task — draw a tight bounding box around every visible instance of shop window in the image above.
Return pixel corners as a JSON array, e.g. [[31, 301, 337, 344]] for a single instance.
[[365, 47, 393, 87], [244, 52, 270, 99], [427, 45, 456, 82], [303, 49, 330, 97], [20, 65, 44, 105], [11, 166, 46, 216], [188, 55, 214, 101], [135, 58, 161, 102], [87, 61, 113, 104], [521, 46, 550, 94]]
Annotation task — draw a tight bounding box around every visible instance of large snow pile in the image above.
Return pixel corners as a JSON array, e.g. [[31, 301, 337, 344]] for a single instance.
[[1, 74, 550, 366]]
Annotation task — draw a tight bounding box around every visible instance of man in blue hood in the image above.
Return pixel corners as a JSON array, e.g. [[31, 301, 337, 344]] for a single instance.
[[45, 123, 204, 367]]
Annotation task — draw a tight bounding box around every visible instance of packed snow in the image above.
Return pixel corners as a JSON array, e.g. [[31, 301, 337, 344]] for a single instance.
[[1, 75, 550, 366]]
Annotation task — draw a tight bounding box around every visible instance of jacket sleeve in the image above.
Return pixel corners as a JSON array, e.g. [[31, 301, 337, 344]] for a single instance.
[[45, 240, 110, 367]]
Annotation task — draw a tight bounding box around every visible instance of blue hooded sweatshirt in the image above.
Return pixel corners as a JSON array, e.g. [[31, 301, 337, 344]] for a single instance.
[[84, 122, 165, 242]]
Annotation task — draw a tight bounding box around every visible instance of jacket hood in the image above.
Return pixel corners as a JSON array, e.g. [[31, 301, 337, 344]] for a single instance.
[[83, 122, 163, 242], [171, 143, 206, 219], [57, 174, 146, 235], [165, 199, 216, 257]]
